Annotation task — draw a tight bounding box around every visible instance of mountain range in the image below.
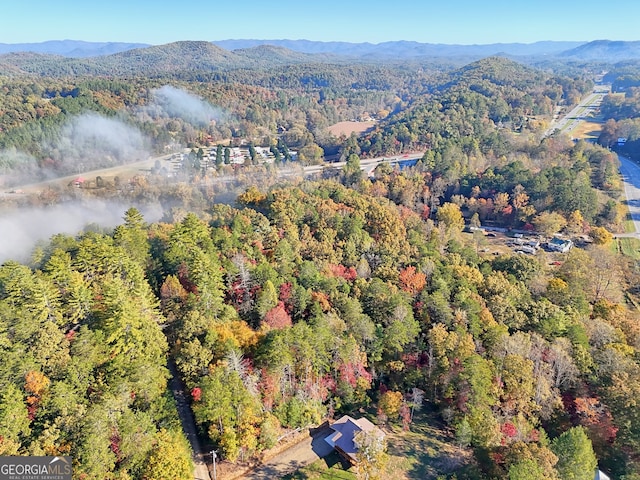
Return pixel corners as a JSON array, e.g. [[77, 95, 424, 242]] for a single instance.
[[0, 40, 150, 57], [0, 41, 347, 77], [212, 39, 585, 58], [559, 40, 640, 61], [0, 39, 595, 59], [1, 39, 640, 77]]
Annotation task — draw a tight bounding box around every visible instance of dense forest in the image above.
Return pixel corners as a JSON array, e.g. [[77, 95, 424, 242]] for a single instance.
[[1, 44, 640, 480], [0, 45, 592, 180]]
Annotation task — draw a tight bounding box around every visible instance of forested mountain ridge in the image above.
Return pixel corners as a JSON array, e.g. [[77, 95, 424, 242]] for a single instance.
[[3, 38, 639, 83], [5, 39, 629, 79], [0, 39, 586, 59], [215, 39, 587, 58], [356, 56, 593, 163], [0, 40, 151, 57], [0, 41, 349, 77], [561, 40, 640, 61]]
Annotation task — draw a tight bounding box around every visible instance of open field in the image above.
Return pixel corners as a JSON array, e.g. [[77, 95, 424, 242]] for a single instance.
[[616, 237, 640, 260], [571, 119, 603, 141], [327, 121, 376, 137]]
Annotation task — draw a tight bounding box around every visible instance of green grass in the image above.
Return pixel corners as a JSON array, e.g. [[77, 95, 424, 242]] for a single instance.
[[617, 237, 640, 259], [281, 452, 355, 480], [624, 219, 637, 234]]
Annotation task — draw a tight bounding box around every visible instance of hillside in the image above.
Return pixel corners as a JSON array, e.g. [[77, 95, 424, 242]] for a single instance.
[[0, 34, 639, 479], [8, 39, 636, 78], [231, 44, 340, 65], [0, 41, 346, 76], [561, 39, 640, 61], [443, 55, 549, 90]]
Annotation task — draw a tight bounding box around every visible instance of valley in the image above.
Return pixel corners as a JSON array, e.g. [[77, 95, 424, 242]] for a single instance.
[[0, 35, 640, 480]]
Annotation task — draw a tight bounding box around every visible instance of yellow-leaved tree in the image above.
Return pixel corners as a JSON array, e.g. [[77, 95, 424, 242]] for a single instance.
[[143, 429, 193, 480]]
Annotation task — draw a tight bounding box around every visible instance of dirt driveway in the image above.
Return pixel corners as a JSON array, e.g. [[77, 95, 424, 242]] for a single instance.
[[237, 426, 334, 480]]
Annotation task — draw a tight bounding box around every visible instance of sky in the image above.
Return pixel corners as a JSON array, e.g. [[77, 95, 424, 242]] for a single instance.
[[1, 0, 639, 46]]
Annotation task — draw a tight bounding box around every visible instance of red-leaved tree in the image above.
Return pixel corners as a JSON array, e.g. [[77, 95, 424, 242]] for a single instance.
[[262, 302, 292, 330]]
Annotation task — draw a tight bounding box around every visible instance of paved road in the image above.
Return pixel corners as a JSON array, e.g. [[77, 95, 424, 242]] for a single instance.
[[544, 86, 609, 137], [6, 151, 423, 196], [617, 154, 640, 234], [301, 152, 424, 177]]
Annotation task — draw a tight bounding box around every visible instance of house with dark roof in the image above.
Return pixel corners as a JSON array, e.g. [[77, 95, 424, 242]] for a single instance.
[[324, 415, 385, 464]]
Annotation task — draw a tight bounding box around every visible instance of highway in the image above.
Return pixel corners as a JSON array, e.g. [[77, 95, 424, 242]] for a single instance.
[[544, 86, 609, 138], [543, 86, 640, 236], [617, 154, 640, 234]]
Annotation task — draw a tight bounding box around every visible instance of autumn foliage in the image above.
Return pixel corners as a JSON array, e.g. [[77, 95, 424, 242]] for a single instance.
[[262, 301, 293, 330], [398, 265, 427, 295]]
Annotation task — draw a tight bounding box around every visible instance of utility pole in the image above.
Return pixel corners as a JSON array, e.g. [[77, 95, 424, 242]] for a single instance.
[[210, 450, 217, 480]]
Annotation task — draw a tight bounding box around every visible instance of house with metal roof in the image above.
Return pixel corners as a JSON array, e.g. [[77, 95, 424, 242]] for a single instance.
[[324, 415, 385, 464]]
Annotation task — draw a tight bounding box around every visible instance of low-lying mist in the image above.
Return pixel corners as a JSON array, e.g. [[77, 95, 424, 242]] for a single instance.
[[0, 113, 150, 188], [0, 200, 163, 264], [0, 84, 235, 263], [147, 85, 224, 126], [0, 85, 226, 189], [50, 112, 150, 170], [0, 149, 40, 188]]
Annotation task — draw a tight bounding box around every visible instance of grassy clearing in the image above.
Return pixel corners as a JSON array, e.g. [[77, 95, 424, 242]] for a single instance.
[[327, 121, 376, 137], [617, 237, 640, 259], [624, 218, 637, 234], [281, 452, 355, 480], [572, 120, 602, 141], [384, 410, 472, 479], [616, 197, 637, 233]]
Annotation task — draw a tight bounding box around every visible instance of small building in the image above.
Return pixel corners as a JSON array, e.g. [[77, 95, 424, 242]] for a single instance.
[[595, 469, 611, 480], [515, 245, 537, 255], [547, 237, 573, 253], [324, 415, 385, 464], [464, 225, 485, 234], [69, 177, 86, 188]]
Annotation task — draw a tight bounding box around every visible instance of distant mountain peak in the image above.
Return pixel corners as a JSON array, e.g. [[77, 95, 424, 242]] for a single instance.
[[560, 40, 640, 60], [212, 39, 586, 58], [0, 39, 591, 61], [0, 40, 150, 57]]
